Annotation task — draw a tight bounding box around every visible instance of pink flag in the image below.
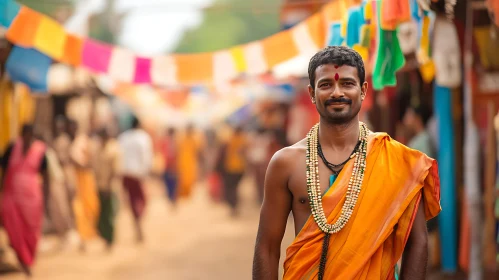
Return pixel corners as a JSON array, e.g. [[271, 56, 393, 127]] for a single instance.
[[134, 57, 152, 84], [82, 39, 112, 73]]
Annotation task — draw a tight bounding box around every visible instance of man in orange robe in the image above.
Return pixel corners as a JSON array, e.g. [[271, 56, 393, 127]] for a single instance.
[[252, 46, 441, 280]]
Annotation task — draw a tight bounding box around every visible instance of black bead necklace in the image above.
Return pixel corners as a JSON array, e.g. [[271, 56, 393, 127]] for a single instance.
[[317, 138, 361, 174]]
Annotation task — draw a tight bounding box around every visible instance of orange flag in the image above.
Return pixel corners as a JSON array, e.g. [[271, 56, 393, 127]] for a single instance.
[[262, 30, 299, 68], [175, 53, 213, 84], [6, 6, 42, 48], [61, 34, 83, 66]]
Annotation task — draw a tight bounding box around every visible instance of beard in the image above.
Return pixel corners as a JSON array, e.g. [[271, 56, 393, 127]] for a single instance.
[[316, 103, 361, 125]]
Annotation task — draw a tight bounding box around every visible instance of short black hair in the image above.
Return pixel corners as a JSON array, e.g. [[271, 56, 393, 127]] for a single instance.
[[412, 104, 432, 126], [308, 46, 365, 89]]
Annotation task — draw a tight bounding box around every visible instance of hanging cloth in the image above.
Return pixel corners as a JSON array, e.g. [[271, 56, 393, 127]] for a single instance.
[[432, 16, 462, 88]]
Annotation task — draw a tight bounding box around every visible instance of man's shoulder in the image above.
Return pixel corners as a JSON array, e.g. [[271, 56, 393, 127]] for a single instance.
[[370, 131, 434, 159], [269, 139, 307, 167], [371, 132, 411, 150]]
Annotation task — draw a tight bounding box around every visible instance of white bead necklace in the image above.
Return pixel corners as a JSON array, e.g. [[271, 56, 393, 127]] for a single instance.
[[305, 122, 369, 234]]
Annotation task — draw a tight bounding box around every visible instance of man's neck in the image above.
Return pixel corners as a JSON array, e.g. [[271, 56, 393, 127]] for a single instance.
[[318, 117, 360, 151]]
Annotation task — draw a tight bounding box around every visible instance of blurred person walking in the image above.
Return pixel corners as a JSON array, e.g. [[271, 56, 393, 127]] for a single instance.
[[118, 116, 153, 243], [159, 127, 179, 209], [177, 124, 202, 199], [93, 128, 121, 250], [247, 127, 272, 204], [222, 126, 248, 217], [68, 119, 100, 251], [204, 128, 224, 202], [53, 116, 77, 217], [44, 144, 73, 249], [0, 125, 48, 276]]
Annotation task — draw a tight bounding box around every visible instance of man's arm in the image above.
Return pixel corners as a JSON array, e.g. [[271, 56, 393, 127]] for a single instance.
[[253, 150, 293, 280], [400, 197, 428, 280]]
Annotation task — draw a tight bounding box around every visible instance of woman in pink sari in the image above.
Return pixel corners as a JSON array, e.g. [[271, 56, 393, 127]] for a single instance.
[[0, 125, 48, 276]]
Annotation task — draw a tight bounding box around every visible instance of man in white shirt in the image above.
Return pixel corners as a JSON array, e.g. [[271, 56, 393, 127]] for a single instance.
[[118, 116, 153, 243]]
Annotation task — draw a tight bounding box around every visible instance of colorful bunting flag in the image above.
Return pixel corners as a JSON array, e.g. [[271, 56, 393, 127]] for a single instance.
[[372, 1, 405, 90], [150, 55, 177, 87], [134, 57, 152, 84], [292, 22, 319, 54], [175, 53, 213, 84], [108, 47, 135, 83], [6, 6, 42, 47], [34, 16, 67, 60], [243, 43, 267, 75], [0, 0, 426, 90], [213, 50, 238, 84], [345, 6, 364, 47], [0, 0, 20, 28], [61, 34, 83, 66], [230, 46, 247, 73], [262, 30, 299, 68], [381, 0, 412, 31], [328, 23, 344, 46], [82, 39, 112, 73], [6, 46, 51, 93]]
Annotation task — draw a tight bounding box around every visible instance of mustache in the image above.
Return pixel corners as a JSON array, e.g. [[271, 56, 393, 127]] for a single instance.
[[324, 98, 352, 106]]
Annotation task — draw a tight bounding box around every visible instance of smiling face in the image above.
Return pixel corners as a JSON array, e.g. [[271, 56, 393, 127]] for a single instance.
[[309, 64, 367, 125]]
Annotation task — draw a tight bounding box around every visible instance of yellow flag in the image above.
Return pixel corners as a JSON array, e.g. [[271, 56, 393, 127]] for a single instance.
[[34, 16, 67, 60]]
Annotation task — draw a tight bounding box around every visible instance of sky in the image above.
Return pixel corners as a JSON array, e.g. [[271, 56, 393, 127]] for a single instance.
[[67, 0, 213, 55], [116, 0, 213, 55]]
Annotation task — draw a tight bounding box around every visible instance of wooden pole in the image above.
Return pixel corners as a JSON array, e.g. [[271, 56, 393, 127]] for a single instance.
[[484, 103, 497, 270]]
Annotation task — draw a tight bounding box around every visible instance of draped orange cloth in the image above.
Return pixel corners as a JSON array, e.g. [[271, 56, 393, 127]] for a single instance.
[[283, 133, 441, 280]]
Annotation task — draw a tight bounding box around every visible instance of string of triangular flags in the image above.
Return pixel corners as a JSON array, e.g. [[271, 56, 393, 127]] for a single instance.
[[0, 0, 435, 93]]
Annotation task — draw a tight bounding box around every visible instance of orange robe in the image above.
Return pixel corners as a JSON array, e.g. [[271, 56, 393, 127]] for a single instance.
[[71, 134, 100, 241], [177, 134, 200, 198], [284, 133, 441, 279]]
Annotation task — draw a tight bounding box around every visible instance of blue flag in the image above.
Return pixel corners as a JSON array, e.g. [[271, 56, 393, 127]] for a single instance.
[[6, 46, 52, 93]]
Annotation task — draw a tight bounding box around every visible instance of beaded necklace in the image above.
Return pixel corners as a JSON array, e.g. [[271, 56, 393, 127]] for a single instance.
[[305, 122, 369, 280], [317, 139, 360, 175]]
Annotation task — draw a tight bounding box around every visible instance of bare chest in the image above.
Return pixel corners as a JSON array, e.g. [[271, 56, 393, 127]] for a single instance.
[[288, 158, 342, 234]]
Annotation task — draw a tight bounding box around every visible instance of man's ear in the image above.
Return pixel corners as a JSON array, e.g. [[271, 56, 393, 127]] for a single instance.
[[308, 85, 315, 103], [360, 81, 368, 101]]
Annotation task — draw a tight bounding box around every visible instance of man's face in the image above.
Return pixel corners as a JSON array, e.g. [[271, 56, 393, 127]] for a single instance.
[[308, 64, 366, 124], [403, 108, 418, 133]]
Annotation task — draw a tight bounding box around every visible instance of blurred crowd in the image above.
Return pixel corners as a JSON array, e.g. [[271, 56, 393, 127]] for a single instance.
[[0, 101, 294, 277]]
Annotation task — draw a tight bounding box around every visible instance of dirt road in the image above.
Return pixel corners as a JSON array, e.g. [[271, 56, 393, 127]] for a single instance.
[[1, 177, 294, 280]]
